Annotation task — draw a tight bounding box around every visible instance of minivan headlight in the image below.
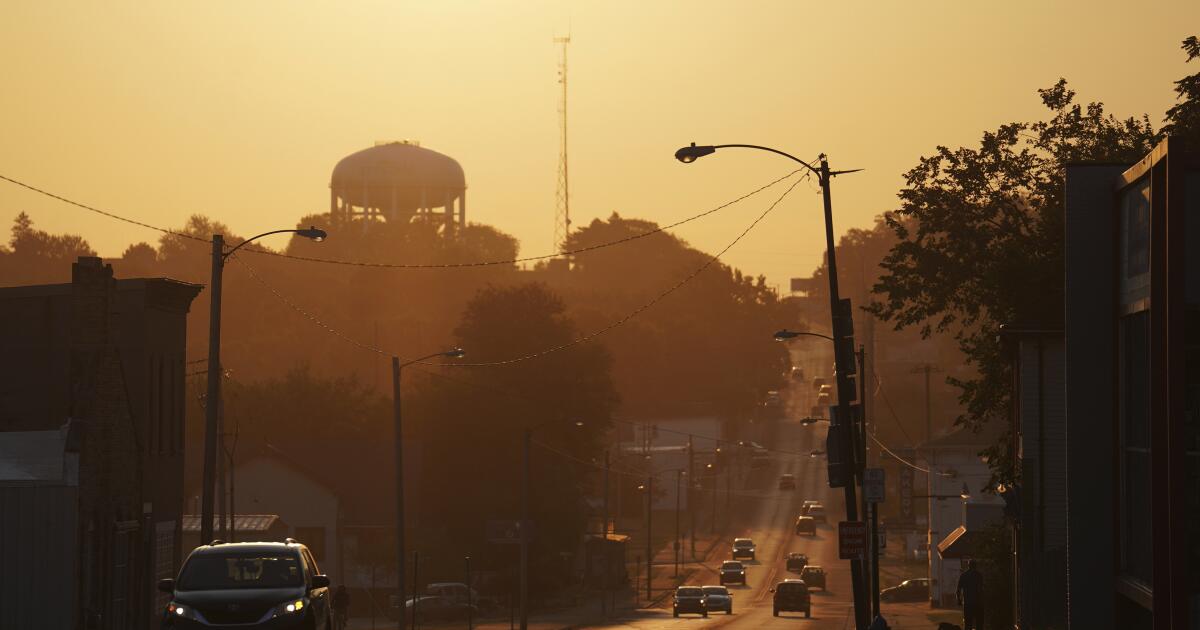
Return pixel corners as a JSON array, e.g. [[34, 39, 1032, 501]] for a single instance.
[[167, 602, 200, 621], [273, 597, 308, 616]]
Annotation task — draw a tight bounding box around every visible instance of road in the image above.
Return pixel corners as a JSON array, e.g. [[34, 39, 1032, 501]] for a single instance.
[[587, 345, 863, 629]]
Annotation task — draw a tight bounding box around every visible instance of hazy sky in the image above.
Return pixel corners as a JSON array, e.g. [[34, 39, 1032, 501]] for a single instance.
[[2, 1, 1196, 288]]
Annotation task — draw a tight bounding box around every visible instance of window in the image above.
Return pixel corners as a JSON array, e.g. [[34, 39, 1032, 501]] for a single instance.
[[1121, 179, 1151, 305], [177, 553, 303, 590], [1119, 310, 1152, 586]]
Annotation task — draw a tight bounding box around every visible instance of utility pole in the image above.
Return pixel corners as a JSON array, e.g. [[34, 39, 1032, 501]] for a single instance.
[[200, 235, 224, 546], [519, 429, 531, 630], [644, 475, 652, 601], [465, 556, 473, 630], [391, 358, 407, 630], [674, 470, 682, 578], [601, 450, 610, 617], [687, 436, 695, 559], [911, 363, 942, 607]]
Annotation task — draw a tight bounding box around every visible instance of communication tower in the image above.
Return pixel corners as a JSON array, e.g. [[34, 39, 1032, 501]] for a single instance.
[[553, 35, 571, 253]]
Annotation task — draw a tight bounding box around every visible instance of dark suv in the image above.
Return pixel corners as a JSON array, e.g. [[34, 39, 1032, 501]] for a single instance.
[[159, 540, 332, 629], [771, 579, 811, 618]]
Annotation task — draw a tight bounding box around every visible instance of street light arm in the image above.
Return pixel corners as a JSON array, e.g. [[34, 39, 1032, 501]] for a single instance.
[[711, 144, 821, 176], [398, 348, 465, 370], [223, 227, 327, 260], [774, 329, 835, 342]]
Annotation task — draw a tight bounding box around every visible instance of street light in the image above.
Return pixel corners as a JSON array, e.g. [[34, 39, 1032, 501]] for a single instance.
[[520, 417, 584, 630], [392, 347, 465, 630], [774, 329, 835, 342], [675, 141, 871, 630], [200, 226, 327, 546]]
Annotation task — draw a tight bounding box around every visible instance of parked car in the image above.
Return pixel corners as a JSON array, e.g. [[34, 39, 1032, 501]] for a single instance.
[[790, 366, 805, 381], [731, 538, 757, 560], [426, 582, 496, 613], [778, 473, 796, 490], [672, 586, 708, 618], [771, 579, 811, 618], [785, 552, 809, 572], [812, 377, 827, 391], [404, 596, 477, 623], [794, 516, 817, 536], [719, 560, 747, 585], [880, 577, 930, 602], [159, 540, 332, 629], [800, 566, 826, 591], [701, 585, 733, 614]]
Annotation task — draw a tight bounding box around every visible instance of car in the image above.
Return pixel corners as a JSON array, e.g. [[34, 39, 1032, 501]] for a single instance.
[[800, 566, 826, 591], [816, 392, 831, 406], [404, 596, 477, 623], [672, 586, 708, 617], [159, 540, 332, 629], [785, 552, 809, 572], [778, 473, 796, 490], [794, 516, 817, 536], [771, 579, 812, 618], [880, 577, 931, 603], [818, 384, 833, 395], [718, 560, 747, 585], [812, 377, 827, 391], [766, 390, 782, 404], [426, 582, 496, 613], [701, 585, 734, 614], [790, 366, 805, 381], [731, 537, 757, 560], [801, 501, 827, 521]]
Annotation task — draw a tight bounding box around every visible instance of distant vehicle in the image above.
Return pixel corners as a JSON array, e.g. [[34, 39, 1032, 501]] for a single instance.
[[771, 579, 811, 618], [803, 502, 827, 522], [802, 500, 820, 509], [426, 582, 496, 613], [672, 586, 707, 618], [790, 366, 805, 381], [800, 566, 826, 591], [778, 473, 796, 490], [785, 552, 809, 572], [701, 586, 733, 614], [731, 538, 757, 560], [816, 392, 831, 406], [818, 384, 833, 395], [794, 516, 817, 536], [718, 560, 746, 585], [404, 596, 477, 623], [765, 390, 782, 404], [809, 449, 825, 458], [159, 540, 332, 629], [812, 377, 827, 391], [880, 578, 930, 603], [751, 449, 770, 468]]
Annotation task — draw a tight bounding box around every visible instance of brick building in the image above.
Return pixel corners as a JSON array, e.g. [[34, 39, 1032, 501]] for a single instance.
[[0, 257, 200, 629]]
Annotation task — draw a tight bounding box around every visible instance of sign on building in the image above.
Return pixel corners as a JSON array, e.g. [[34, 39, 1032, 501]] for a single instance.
[[839, 521, 867, 559], [864, 468, 885, 503]]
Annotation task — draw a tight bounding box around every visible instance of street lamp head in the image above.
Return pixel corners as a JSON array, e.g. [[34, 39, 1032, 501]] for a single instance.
[[574, 420, 585, 427], [774, 329, 800, 341], [297, 226, 327, 242], [675, 142, 716, 164], [960, 483, 971, 500], [442, 347, 466, 359]]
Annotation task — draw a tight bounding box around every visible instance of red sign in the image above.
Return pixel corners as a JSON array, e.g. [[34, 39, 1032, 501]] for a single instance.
[[839, 521, 866, 559]]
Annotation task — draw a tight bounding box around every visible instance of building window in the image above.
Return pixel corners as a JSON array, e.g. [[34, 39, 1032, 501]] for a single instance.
[[1119, 309, 1152, 586], [294, 527, 326, 564], [1121, 179, 1151, 306]]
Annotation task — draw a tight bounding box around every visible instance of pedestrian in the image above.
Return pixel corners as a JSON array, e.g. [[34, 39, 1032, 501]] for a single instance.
[[332, 584, 350, 630], [956, 559, 984, 630]]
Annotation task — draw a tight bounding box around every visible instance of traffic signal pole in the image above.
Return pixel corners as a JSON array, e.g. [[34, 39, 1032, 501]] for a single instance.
[[818, 156, 871, 630]]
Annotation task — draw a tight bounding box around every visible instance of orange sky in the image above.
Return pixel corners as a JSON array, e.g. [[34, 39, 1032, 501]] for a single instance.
[[2, 1, 1196, 288]]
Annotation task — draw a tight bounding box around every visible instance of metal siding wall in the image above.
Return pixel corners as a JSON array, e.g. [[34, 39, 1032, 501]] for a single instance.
[[1044, 339, 1068, 548], [0, 486, 77, 629]]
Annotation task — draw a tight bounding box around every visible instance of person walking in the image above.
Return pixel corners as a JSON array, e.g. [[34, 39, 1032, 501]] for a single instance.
[[332, 584, 350, 630], [956, 559, 984, 630]]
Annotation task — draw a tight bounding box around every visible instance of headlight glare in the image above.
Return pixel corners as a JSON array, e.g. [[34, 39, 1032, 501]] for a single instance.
[[273, 598, 308, 616]]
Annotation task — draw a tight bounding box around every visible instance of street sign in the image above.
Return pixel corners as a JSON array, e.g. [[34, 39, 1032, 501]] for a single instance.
[[864, 468, 886, 503], [838, 520, 867, 559]]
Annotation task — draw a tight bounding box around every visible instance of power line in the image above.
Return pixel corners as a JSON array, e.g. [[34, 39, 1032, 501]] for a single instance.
[[232, 175, 804, 368], [0, 169, 801, 270]]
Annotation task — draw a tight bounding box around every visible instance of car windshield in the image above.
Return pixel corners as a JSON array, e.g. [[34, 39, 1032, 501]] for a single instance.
[[677, 587, 703, 597], [177, 552, 304, 590], [734, 540, 753, 547], [777, 582, 806, 593], [722, 561, 743, 569], [703, 586, 729, 595]]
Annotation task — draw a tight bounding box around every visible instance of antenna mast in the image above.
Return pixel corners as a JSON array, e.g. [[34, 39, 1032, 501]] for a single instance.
[[553, 35, 571, 253]]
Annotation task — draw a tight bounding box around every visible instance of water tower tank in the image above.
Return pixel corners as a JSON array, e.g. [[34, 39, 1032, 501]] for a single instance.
[[330, 141, 466, 229]]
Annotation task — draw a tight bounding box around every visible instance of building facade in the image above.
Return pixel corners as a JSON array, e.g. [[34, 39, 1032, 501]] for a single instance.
[[0, 257, 200, 629]]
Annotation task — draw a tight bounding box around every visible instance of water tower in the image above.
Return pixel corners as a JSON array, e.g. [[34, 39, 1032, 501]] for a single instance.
[[329, 141, 466, 230]]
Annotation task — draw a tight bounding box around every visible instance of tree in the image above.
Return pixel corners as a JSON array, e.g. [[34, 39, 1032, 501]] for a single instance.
[[869, 80, 1158, 484], [0, 212, 95, 285], [1163, 35, 1200, 143]]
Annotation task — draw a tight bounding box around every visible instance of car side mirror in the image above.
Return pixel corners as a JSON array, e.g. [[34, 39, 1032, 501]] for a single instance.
[[157, 578, 175, 594], [311, 575, 331, 589]]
